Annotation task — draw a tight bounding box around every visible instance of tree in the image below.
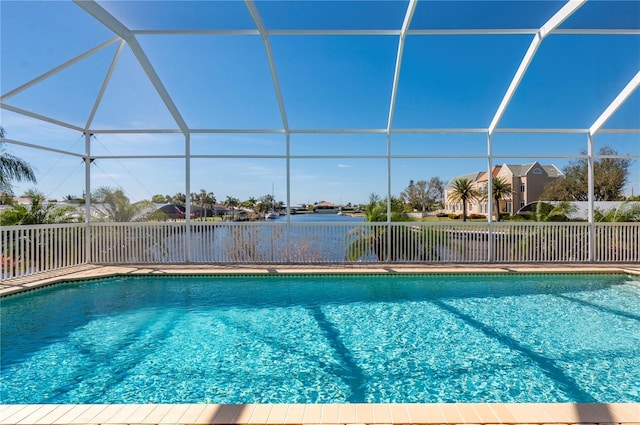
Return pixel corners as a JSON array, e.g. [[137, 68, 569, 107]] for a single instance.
[[345, 194, 451, 262], [400, 180, 429, 212], [360, 193, 406, 222], [241, 196, 257, 210], [258, 194, 275, 213], [483, 177, 512, 222], [345, 194, 413, 261], [519, 201, 577, 222], [151, 194, 166, 203], [1, 192, 81, 276], [447, 178, 479, 222], [0, 126, 37, 195], [224, 195, 240, 208], [594, 201, 640, 222], [170, 192, 186, 205], [190, 192, 201, 207], [191, 189, 215, 209], [541, 146, 632, 201], [92, 187, 153, 222], [400, 177, 446, 213], [0, 192, 78, 225], [427, 176, 445, 209], [22, 188, 44, 199], [63, 194, 82, 204]]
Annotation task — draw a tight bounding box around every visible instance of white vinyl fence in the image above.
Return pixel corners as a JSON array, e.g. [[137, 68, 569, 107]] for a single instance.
[[2, 221, 639, 280]]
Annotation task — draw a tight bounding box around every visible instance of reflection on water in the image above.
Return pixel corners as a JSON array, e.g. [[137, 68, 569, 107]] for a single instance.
[[285, 213, 365, 223], [209, 213, 367, 262]]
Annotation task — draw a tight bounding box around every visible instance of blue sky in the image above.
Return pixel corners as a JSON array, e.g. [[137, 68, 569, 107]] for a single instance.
[[1, 0, 639, 205]]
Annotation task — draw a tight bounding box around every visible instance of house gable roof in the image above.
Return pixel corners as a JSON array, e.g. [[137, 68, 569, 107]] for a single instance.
[[543, 164, 564, 178], [446, 172, 484, 189]]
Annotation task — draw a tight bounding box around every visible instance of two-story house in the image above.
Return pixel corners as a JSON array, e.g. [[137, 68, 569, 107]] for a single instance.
[[445, 162, 564, 218]]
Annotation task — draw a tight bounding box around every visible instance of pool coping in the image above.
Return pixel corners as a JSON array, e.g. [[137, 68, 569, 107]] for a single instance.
[[2, 262, 640, 298], [2, 264, 640, 425], [1, 402, 639, 424]]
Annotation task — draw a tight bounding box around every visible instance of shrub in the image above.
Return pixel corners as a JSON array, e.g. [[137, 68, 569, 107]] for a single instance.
[[448, 213, 460, 220], [436, 212, 448, 218]]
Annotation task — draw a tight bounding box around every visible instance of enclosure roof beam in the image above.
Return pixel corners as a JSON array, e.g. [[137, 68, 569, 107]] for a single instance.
[[84, 40, 126, 132], [387, 0, 418, 133], [128, 29, 640, 36], [244, 0, 289, 132], [488, 0, 586, 135], [1, 138, 85, 158], [73, 0, 189, 135], [0, 37, 119, 102], [589, 70, 640, 136], [1, 104, 84, 133]]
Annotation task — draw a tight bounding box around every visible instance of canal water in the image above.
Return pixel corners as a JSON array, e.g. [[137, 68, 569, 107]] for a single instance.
[[191, 213, 368, 263]]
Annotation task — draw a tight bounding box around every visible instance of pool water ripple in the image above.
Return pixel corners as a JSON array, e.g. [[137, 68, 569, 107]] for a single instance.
[[1, 274, 639, 404]]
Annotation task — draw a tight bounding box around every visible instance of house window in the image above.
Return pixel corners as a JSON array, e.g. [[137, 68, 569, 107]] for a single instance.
[[520, 183, 525, 193], [506, 202, 512, 212], [520, 200, 525, 209]]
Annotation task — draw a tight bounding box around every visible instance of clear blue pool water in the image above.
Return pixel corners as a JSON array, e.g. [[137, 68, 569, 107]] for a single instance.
[[1, 274, 639, 404]]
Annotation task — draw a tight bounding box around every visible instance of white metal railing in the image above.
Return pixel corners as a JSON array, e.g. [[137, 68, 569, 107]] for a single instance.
[[492, 222, 591, 263], [594, 223, 640, 263], [1, 223, 86, 280], [90, 222, 187, 264], [2, 221, 638, 280]]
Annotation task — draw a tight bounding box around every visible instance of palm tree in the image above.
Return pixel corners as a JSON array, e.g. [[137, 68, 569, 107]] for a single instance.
[[197, 189, 207, 208], [171, 192, 186, 205], [92, 187, 153, 222], [1, 193, 81, 276], [246, 196, 257, 209], [190, 192, 201, 207], [447, 178, 479, 222], [533, 201, 577, 222], [484, 177, 512, 222], [0, 126, 37, 195], [593, 201, 640, 261], [345, 194, 417, 262], [202, 192, 216, 212], [594, 201, 640, 222], [258, 194, 275, 213], [514, 200, 583, 262], [224, 195, 240, 208], [0, 192, 78, 225]]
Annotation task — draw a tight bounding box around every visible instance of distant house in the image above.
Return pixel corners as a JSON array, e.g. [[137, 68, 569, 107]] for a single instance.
[[445, 162, 564, 217], [155, 204, 230, 220], [498, 162, 564, 213], [444, 171, 485, 215], [314, 201, 339, 214], [155, 204, 190, 220]]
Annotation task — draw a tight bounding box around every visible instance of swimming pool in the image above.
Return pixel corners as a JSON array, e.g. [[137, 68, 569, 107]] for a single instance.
[[1, 273, 639, 404]]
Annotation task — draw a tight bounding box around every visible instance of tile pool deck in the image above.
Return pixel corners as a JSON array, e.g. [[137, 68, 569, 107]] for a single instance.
[[2, 263, 640, 425]]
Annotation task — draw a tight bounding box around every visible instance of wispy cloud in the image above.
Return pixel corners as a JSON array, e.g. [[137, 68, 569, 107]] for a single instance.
[[337, 163, 352, 168]]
